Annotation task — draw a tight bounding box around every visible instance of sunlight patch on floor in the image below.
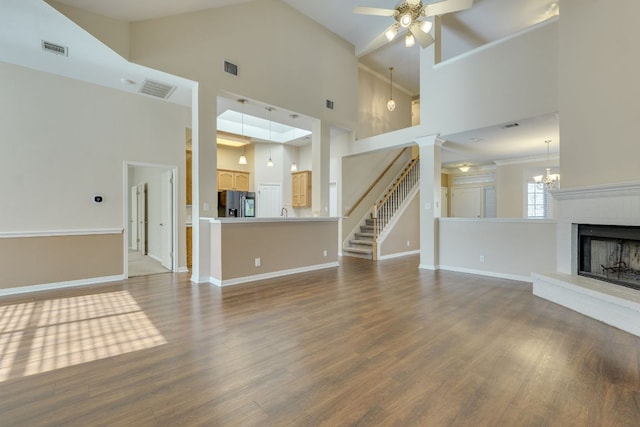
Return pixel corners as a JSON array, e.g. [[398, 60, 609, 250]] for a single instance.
[[0, 291, 166, 381]]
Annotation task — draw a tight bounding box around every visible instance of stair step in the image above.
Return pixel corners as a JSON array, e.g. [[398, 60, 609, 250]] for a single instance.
[[360, 225, 373, 232], [343, 247, 373, 255], [355, 232, 374, 239], [350, 239, 373, 247]]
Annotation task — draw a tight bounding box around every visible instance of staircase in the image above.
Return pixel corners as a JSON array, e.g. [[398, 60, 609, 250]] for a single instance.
[[343, 217, 376, 259], [343, 158, 420, 260]]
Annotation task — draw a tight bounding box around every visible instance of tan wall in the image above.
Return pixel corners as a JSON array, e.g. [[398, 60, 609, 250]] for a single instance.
[[559, 0, 640, 188], [47, 0, 130, 59], [380, 194, 420, 256], [358, 66, 413, 140], [0, 233, 123, 289], [438, 219, 556, 281], [210, 220, 338, 282], [496, 159, 558, 218]]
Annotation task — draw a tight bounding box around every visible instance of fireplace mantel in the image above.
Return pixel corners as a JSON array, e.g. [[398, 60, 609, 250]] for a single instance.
[[532, 180, 640, 337]]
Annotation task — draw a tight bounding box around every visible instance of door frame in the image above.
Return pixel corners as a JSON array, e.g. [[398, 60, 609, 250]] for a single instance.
[[123, 161, 178, 278]]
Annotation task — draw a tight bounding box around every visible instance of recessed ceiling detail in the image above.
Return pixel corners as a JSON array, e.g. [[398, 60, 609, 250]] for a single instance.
[[217, 110, 311, 144]]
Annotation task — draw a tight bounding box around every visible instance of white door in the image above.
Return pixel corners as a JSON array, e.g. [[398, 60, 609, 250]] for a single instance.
[[452, 187, 482, 218], [441, 187, 448, 218], [137, 183, 147, 254], [130, 186, 138, 250], [258, 184, 281, 217], [160, 170, 173, 270]]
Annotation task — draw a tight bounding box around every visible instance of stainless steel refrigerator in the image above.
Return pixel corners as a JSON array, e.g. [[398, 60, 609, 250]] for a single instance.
[[218, 191, 255, 217]]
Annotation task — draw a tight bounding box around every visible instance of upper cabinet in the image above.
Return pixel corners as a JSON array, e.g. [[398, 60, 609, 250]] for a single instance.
[[218, 169, 250, 191], [292, 170, 311, 208]]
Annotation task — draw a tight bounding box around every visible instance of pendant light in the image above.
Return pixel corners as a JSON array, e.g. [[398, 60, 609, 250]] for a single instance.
[[291, 162, 298, 172], [265, 106, 274, 167], [237, 99, 248, 165], [533, 140, 560, 189], [387, 67, 396, 112]]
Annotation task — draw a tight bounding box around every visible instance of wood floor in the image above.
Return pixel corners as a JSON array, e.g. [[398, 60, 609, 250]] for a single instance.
[[1, 255, 639, 426]]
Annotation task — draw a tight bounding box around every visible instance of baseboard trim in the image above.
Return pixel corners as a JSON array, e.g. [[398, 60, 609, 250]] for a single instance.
[[190, 274, 210, 284], [378, 250, 420, 260], [419, 264, 438, 270], [177, 267, 189, 273], [209, 262, 340, 287], [0, 274, 126, 297], [438, 265, 531, 283]]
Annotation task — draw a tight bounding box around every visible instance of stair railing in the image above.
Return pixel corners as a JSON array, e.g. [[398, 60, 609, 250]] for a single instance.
[[370, 158, 420, 258], [344, 148, 409, 218]]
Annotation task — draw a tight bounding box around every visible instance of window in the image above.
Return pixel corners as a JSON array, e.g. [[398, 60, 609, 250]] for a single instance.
[[527, 182, 547, 218]]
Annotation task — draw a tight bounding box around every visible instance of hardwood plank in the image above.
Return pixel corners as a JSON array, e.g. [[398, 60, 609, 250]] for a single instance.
[[0, 255, 639, 426]]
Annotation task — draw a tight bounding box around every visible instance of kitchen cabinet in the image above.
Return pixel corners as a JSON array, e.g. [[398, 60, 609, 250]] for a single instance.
[[292, 171, 311, 208], [218, 169, 249, 191]]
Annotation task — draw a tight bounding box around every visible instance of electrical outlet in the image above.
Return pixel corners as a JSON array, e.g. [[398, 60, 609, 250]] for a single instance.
[[255, 257, 261, 267], [480, 255, 485, 263], [323, 250, 327, 257]]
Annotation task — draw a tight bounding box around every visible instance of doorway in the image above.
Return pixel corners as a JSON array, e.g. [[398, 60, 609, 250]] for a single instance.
[[126, 163, 177, 277]]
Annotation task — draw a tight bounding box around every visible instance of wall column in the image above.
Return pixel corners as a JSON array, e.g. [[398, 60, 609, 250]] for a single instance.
[[191, 83, 217, 283], [417, 135, 442, 270], [312, 120, 331, 216]]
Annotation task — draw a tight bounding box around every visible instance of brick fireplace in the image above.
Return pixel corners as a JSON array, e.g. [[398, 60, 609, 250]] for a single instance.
[[532, 182, 640, 337]]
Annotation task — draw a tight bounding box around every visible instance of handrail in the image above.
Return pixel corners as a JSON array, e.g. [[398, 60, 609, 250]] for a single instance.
[[372, 158, 420, 245], [376, 157, 419, 209], [343, 147, 409, 217]]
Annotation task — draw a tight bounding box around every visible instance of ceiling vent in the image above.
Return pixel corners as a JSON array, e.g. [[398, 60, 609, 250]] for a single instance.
[[41, 40, 68, 56], [224, 61, 238, 76], [138, 79, 176, 99], [502, 122, 520, 129]]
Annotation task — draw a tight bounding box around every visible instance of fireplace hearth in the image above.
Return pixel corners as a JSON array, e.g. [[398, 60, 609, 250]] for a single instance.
[[578, 224, 640, 291]]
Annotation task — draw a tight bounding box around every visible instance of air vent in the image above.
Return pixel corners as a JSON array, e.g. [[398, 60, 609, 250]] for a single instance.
[[502, 122, 520, 129], [326, 99, 334, 110], [138, 79, 176, 99], [224, 61, 238, 76], [41, 40, 68, 56]]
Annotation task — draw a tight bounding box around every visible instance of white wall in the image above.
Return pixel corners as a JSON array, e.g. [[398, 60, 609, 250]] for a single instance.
[[559, 0, 640, 188], [438, 218, 557, 282], [421, 19, 558, 137], [0, 62, 187, 267]]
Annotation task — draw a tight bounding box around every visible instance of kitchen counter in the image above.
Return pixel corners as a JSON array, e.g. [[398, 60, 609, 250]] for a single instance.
[[199, 217, 339, 286]]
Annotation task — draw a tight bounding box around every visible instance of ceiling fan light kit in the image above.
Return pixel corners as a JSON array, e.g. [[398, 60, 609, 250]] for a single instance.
[[354, 0, 473, 50]]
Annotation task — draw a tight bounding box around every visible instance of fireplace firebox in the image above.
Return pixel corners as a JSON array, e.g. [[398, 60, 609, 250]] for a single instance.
[[578, 224, 640, 291]]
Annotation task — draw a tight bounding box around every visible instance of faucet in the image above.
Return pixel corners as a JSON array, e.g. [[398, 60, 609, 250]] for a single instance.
[[280, 207, 288, 218]]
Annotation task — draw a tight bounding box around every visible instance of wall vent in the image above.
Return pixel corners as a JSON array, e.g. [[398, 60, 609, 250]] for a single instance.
[[224, 61, 238, 76], [41, 40, 68, 56], [502, 122, 519, 129], [326, 99, 334, 110], [138, 79, 176, 99]]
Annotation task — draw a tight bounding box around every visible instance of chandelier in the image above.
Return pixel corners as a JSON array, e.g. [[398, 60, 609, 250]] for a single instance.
[[533, 140, 560, 189]]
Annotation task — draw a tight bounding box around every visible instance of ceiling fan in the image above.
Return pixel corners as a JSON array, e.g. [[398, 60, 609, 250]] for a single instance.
[[354, 0, 474, 50]]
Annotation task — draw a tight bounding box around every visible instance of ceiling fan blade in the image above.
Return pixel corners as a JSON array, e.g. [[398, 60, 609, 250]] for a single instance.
[[365, 24, 404, 52], [353, 6, 397, 17], [410, 23, 435, 48], [424, 0, 473, 17]]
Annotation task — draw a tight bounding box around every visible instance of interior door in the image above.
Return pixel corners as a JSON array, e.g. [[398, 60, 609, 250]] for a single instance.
[[452, 187, 482, 218], [160, 170, 173, 270], [137, 183, 147, 255], [130, 186, 138, 250], [258, 184, 281, 217]]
